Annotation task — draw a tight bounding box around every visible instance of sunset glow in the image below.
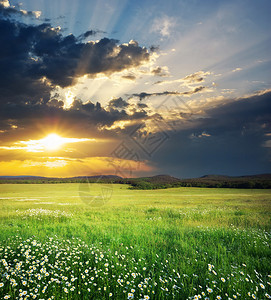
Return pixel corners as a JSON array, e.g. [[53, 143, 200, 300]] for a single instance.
[[20, 134, 94, 152], [0, 134, 95, 153], [37, 134, 68, 151], [0, 0, 270, 177]]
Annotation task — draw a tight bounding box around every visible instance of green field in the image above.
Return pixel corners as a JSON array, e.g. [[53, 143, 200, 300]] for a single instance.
[[0, 184, 270, 299]]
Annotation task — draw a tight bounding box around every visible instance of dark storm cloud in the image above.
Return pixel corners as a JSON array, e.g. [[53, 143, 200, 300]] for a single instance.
[[0, 19, 53, 105], [108, 97, 129, 109], [151, 67, 165, 76], [0, 97, 149, 142], [0, 3, 156, 147], [47, 99, 64, 108], [78, 29, 106, 40], [131, 86, 206, 100], [0, 2, 40, 18], [121, 74, 136, 80], [137, 103, 148, 108], [183, 86, 206, 95], [150, 45, 159, 52], [202, 91, 271, 134], [131, 91, 179, 100], [36, 38, 149, 87], [0, 11, 151, 107], [150, 90, 271, 177]]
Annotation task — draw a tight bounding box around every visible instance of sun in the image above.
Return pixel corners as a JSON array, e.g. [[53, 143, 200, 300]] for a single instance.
[[40, 133, 65, 151], [9, 133, 94, 152]]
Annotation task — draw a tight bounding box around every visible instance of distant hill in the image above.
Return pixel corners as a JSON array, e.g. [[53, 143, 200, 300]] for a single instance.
[[200, 174, 271, 180], [179, 173, 271, 189], [139, 174, 180, 183], [0, 173, 270, 189], [239, 174, 271, 180], [128, 174, 271, 189], [0, 175, 121, 180], [72, 175, 122, 180], [200, 175, 231, 180], [0, 175, 49, 180]]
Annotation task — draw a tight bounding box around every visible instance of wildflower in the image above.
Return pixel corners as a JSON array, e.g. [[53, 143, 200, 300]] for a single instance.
[[260, 283, 265, 289], [265, 294, 271, 299], [144, 296, 150, 300], [0, 283, 4, 287], [221, 278, 226, 282], [128, 293, 134, 299], [252, 294, 256, 299], [207, 288, 213, 293]]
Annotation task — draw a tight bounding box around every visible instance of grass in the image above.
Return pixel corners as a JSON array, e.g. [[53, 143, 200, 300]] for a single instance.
[[0, 183, 270, 299]]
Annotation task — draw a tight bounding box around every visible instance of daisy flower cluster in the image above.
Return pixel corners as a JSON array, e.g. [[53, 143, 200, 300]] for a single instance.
[[19, 208, 73, 218], [0, 234, 270, 299], [0, 236, 181, 299], [188, 263, 271, 300]]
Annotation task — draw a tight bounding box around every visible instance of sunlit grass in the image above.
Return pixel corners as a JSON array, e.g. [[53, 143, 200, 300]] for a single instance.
[[0, 184, 270, 299]]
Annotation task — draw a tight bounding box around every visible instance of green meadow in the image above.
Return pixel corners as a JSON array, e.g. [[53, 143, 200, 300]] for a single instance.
[[0, 183, 270, 299]]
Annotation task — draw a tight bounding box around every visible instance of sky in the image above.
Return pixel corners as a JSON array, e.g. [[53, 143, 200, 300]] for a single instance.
[[0, 0, 271, 178]]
